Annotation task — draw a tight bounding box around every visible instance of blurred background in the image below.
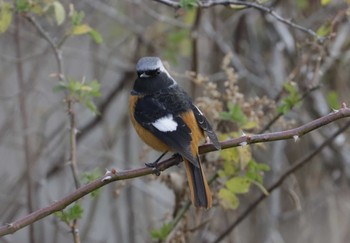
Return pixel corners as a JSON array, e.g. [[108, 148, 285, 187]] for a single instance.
[[1, 0, 350, 242]]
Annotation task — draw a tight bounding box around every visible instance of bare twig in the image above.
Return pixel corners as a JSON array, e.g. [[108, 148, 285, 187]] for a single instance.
[[26, 13, 82, 243], [67, 98, 81, 243], [1, 106, 350, 236], [26, 15, 64, 79], [260, 85, 321, 133], [14, 14, 35, 243], [212, 120, 350, 243], [68, 99, 80, 189], [190, 8, 201, 97], [152, 0, 325, 42]]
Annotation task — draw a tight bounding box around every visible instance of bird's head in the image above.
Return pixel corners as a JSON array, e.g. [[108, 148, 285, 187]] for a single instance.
[[133, 57, 177, 94]]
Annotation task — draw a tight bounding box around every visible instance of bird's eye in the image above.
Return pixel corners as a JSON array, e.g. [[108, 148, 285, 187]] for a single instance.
[[145, 68, 160, 76]]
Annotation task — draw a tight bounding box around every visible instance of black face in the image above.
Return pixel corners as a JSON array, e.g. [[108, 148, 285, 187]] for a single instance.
[[137, 68, 161, 78], [133, 68, 175, 95]]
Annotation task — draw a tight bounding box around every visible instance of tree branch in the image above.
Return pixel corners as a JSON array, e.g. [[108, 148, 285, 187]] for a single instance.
[[152, 0, 325, 42], [212, 120, 350, 243], [1, 106, 350, 236]]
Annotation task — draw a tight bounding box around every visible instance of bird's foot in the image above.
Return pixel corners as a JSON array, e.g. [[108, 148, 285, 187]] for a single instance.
[[145, 161, 161, 176], [145, 151, 168, 176]]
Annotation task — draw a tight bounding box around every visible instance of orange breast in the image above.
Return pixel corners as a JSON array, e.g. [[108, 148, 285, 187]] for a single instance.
[[129, 95, 171, 152]]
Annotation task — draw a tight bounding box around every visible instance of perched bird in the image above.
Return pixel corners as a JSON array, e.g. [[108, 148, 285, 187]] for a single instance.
[[129, 57, 221, 208]]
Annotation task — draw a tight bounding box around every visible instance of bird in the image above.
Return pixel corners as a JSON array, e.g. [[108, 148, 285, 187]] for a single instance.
[[129, 57, 221, 208]]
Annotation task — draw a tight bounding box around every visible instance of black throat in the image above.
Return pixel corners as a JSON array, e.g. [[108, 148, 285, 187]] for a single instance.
[[132, 72, 175, 95]]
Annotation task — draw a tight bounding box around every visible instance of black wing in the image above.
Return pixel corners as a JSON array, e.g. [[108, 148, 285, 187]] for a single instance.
[[134, 89, 199, 167], [191, 104, 221, 150]]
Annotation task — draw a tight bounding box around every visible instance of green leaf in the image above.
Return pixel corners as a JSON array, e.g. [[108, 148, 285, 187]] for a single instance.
[[15, 0, 31, 12], [179, 0, 198, 9], [317, 22, 331, 37], [246, 160, 270, 183], [220, 146, 239, 164], [0, 3, 13, 34], [89, 28, 103, 44], [68, 203, 84, 220], [218, 188, 239, 209], [277, 82, 301, 114], [296, 0, 309, 10], [54, 79, 101, 115], [81, 168, 102, 197], [327, 90, 340, 109], [53, 81, 68, 92], [81, 168, 102, 183], [84, 99, 99, 115], [321, 0, 331, 5], [255, 163, 270, 172], [72, 25, 103, 44], [71, 10, 85, 26], [72, 24, 91, 35], [220, 103, 247, 125], [226, 177, 251, 194], [52, 1, 65, 26], [221, 160, 236, 176], [150, 223, 172, 241], [87, 80, 101, 97], [241, 120, 257, 130], [56, 203, 84, 224]]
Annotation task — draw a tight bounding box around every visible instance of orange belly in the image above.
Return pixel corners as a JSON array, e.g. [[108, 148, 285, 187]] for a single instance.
[[129, 95, 171, 152]]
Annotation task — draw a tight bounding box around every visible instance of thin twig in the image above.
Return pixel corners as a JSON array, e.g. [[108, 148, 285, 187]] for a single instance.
[[152, 0, 325, 42], [26, 15, 64, 79], [67, 98, 81, 243], [26, 13, 81, 243], [190, 8, 201, 98], [1, 106, 350, 236], [68, 99, 80, 189], [260, 85, 320, 133], [212, 120, 350, 243], [14, 14, 35, 243]]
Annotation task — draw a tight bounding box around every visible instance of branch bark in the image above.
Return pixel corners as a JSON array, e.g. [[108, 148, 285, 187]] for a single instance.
[[1, 106, 350, 236], [212, 120, 350, 243], [152, 0, 325, 42]]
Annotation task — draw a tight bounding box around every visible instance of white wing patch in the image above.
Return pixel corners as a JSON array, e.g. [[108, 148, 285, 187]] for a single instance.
[[153, 114, 178, 132]]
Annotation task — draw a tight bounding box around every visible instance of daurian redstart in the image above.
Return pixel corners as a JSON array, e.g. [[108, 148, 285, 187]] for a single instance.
[[129, 57, 221, 208]]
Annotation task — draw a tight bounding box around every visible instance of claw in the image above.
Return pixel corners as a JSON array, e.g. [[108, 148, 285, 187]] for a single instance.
[[145, 151, 168, 169], [145, 162, 161, 176]]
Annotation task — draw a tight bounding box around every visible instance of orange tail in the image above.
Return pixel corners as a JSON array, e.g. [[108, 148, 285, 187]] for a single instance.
[[184, 158, 212, 209]]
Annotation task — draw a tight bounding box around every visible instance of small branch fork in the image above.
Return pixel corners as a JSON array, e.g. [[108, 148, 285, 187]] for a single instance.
[[152, 0, 325, 42], [1, 105, 350, 237]]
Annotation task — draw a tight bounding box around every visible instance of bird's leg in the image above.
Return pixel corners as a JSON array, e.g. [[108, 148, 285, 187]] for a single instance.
[[145, 151, 168, 175]]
